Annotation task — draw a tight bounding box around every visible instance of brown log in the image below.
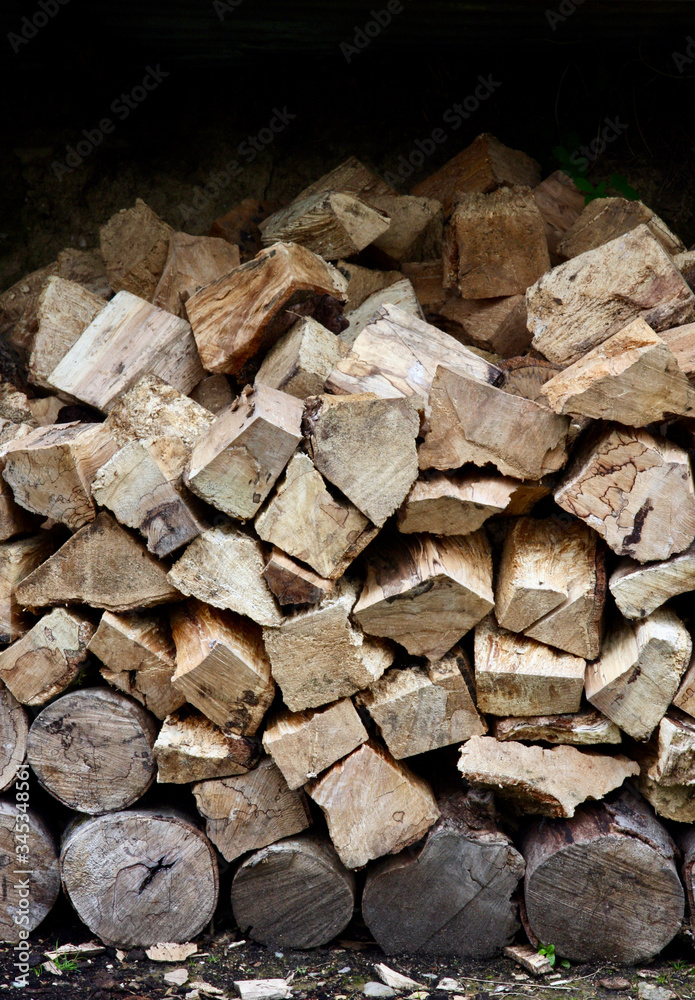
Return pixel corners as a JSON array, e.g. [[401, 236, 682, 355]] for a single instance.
[[60, 808, 218, 947], [152, 232, 240, 316], [255, 316, 343, 398], [397, 472, 517, 536], [436, 293, 531, 357], [646, 711, 695, 786], [27, 687, 158, 814], [493, 708, 622, 746], [262, 548, 334, 607], [56, 247, 111, 299], [339, 259, 403, 311], [0, 534, 59, 642], [232, 833, 356, 949], [99, 199, 173, 299], [557, 197, 684, 260], [0, 686, 30, 792], [521, 788, 684, 963], [366, 194, 443, 267], [609, 543, 695, 620], [0, 261, 59, 355], [154, 705, 261, 783], [27, 395, 64, 426], [28, 276, 105, 390], [209, 197, 282, 259], [362, 790, 524, 958], [260, 191, 390, 258], [531, 170, 585, 258], [0, 802, 60, 944]]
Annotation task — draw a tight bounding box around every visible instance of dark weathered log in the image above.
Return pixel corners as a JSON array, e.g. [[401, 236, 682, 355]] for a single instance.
[[0, 802, 60, 944], [0, 686, 30, 792], [678, 826, 695, 937]]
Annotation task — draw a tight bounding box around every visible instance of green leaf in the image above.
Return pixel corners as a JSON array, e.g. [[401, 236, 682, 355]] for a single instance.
[[561, 960, 571, 969], [610, 173, 639, 200], [573, 176, 596, 194]]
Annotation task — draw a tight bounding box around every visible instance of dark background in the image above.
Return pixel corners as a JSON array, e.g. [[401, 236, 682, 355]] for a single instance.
[[1, 0, 694, 289]]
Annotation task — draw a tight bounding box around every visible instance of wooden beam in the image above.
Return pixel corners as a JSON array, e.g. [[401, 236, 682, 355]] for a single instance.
[[340, 277, 422, 348]]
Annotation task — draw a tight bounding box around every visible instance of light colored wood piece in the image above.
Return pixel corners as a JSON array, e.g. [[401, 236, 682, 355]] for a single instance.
[[29, 276, 105, 390], [531, 170, 585, 257], [493, 708, 621, 745], [192, 757, 311, 862], [262, 699, 368, 789], [189, 373, 234, 414], [27, 396, 64, 426], [648, 712, 695, 786], [340, 277, 422, 348], [0, 607, 95, 706], [255, 316, 342, 398], [152, 232, 240, 316], [660, 321, 695, 376], [171, 599, 274, 734], [0, 533, 59, 643], [674, 651, 695, 718], [234, 981, 291, 1000], [555, 424, 695, 563], [354, 531, 494, 661], [640, 768, 695, 823], [585, 608, 692, 741], [0, 803, 59, 944], [557, 197, 684, 260], [262, 548, 334, 606], [504, 944, 553, 977], [154, 706, 260, 784], [528, 225, 695, 366], [609, 543, 695, 620], [397, 472, 517, 535], [260, 191, 390, 258], [307, 741, 439, 869], [0, 686, 30, 792], [458, 736, 638, 818], [99, 198, 173, 299]]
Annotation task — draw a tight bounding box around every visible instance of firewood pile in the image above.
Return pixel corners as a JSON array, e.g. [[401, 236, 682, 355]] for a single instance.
[[4, 133, 695, 965]]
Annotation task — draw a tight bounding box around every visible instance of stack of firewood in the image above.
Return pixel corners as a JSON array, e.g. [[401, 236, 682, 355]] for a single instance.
[[3, 133, 695, 965]]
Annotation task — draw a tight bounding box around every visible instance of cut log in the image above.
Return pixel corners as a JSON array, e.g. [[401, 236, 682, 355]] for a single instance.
[[189, 373, 234, 414], [299, 155, 395, 205], [303, 393, 418, 528], [638, 745, 695, 822], [232, 833, 356, 949], [474, 616, 585, 718], [263, 578, 394, 711], [674, 651, 695, 718], [307, 741, 439, 869], [585, 608, 692, 741], [152, 232, 240, 316], [260, 191, 390, 258], [27, 395, 64, 426], [356, 648, 486, 758], [420, 365, 569, 479], [192, 757, 311, 862], [60, 808, 218, 948], [458, 736, 638, 818], [0, 802, 60, 944], [675, 249, 695, 290], [171, 599, 275, 734], [340, 276, 422, 348], [609, 543, 695, 620], [185, 383, 303, 520], [99, 199, 173, 299], [167, 524, 283, 626], [679, 828, 695, 939], [362, 790, 524, 957], [0, 261, 59, 355], [660, 321, 695, 378], [27, 687, 158, 814], [503, 480, 553, 516], [0, 686, 30, 792], [531, 170, 585, 258], [555, 425, 695, 563], [353, 531, 494, 661], [557, 197, 684, 260], [0, 533, 59, 643], [2, 421, 117, 530], [493, 708, 622, 746], [521, 788, 684, 963], [263, 699, 368, 789], [337, 259, 403, 312], [539, 319, 695, 424], [209, 197, 282, 259], [255, 453, 378, 580], [47, 291, 205, 413], [528, 225, 695, 366], [503, 944, 553, 977], [262, 548, 334, 607], [154, 706, 260, 783], [255, 317, 343, 398], [0, 607, 95, 706], [647, 711, 695, 786], [436, 293, 531, 357], [0, 384, 36, 427], [185, 242, 347, 376], [0, 476, 35, 543], [325, 303, 501, 403], [88, 609, 183, 720], [56, 247, 111, 299], [16, 512, 181, 613], [397, 472, 517, 536], [28, 277, 105, 390], [366, 194, 443, 267], [444, 187, 550, 298]]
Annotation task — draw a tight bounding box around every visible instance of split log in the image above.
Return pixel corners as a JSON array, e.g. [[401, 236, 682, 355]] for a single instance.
[[356, 648, 486, 758], [192, 758, 311, 862], [255, 317, 343, 398], [152, 232, 240, 316], [539, 319, 694, 424], [362, 790, 525, 958], [531, 170, 585, 258], [493, 708, 621, 746], [0, 607, 95, 706], [341, 277, 422, 348], [47, 291, 205, 413], [189, 373, 234, 414], [263, 578, 394, 711], [397, 472, 517, 536], [88, 609, 183, 720], [0, 261, 59, 355], [528, 225, 695, 366], [293, 154, 395, 206], [474, 616, 585, 718], [503, 480, 553, 516], [209, 197, 282, 259], [674, 652, 695, 718], [522, 788, 684, 963], [555, 424, 695, 563], [639, 762, 695, 823], [418, 364, 570, 480], [255, 453, 378, 580], [15, 512, 181, 613], [557, 197, 684, 260], [185, 242, 347, 376], [307, 741, 439, 869], [27, 395, 64, 426], [167, 524, 283, 626], [2, 421, 117, 530], [260, 191, 390, 258], [105, 374, 214, 457], [185, 382, 303, 520], [444, 187, 550, 298], [0, 803, 60, 944], [60, 808, 218, 948], [171, 599, 275, 734], [262, 548, 334, 607], [262, 699, 368, 789], [436, 293, 530, 357], [675, 249, 695, 290], [660, 321, 695, 379], [0, 477, 36, 543], [0, 385, 36, 427], [27, 687, 158, 814], [154, 706, 261, 783], [0, 686, 30, 791], [647, 711, 695, 786], [0, 533, 59, 643], [585, 608, 692, 741], [232, 833, 356, 949], [609, 543, 695, 620], [99, 199, 173, 299], [28, 277, 105, 390], [336, 259, 402, 312], [325, 303, 501, 403], [365, 194, 443, 267], [353, 531, 494, 661], [458, 736, 638, 818], [679, 828, 695, 939], [56, 247, 111, 299]]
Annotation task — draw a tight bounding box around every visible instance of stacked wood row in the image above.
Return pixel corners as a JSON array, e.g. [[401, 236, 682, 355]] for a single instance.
[[2, 134, 695, 964]]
